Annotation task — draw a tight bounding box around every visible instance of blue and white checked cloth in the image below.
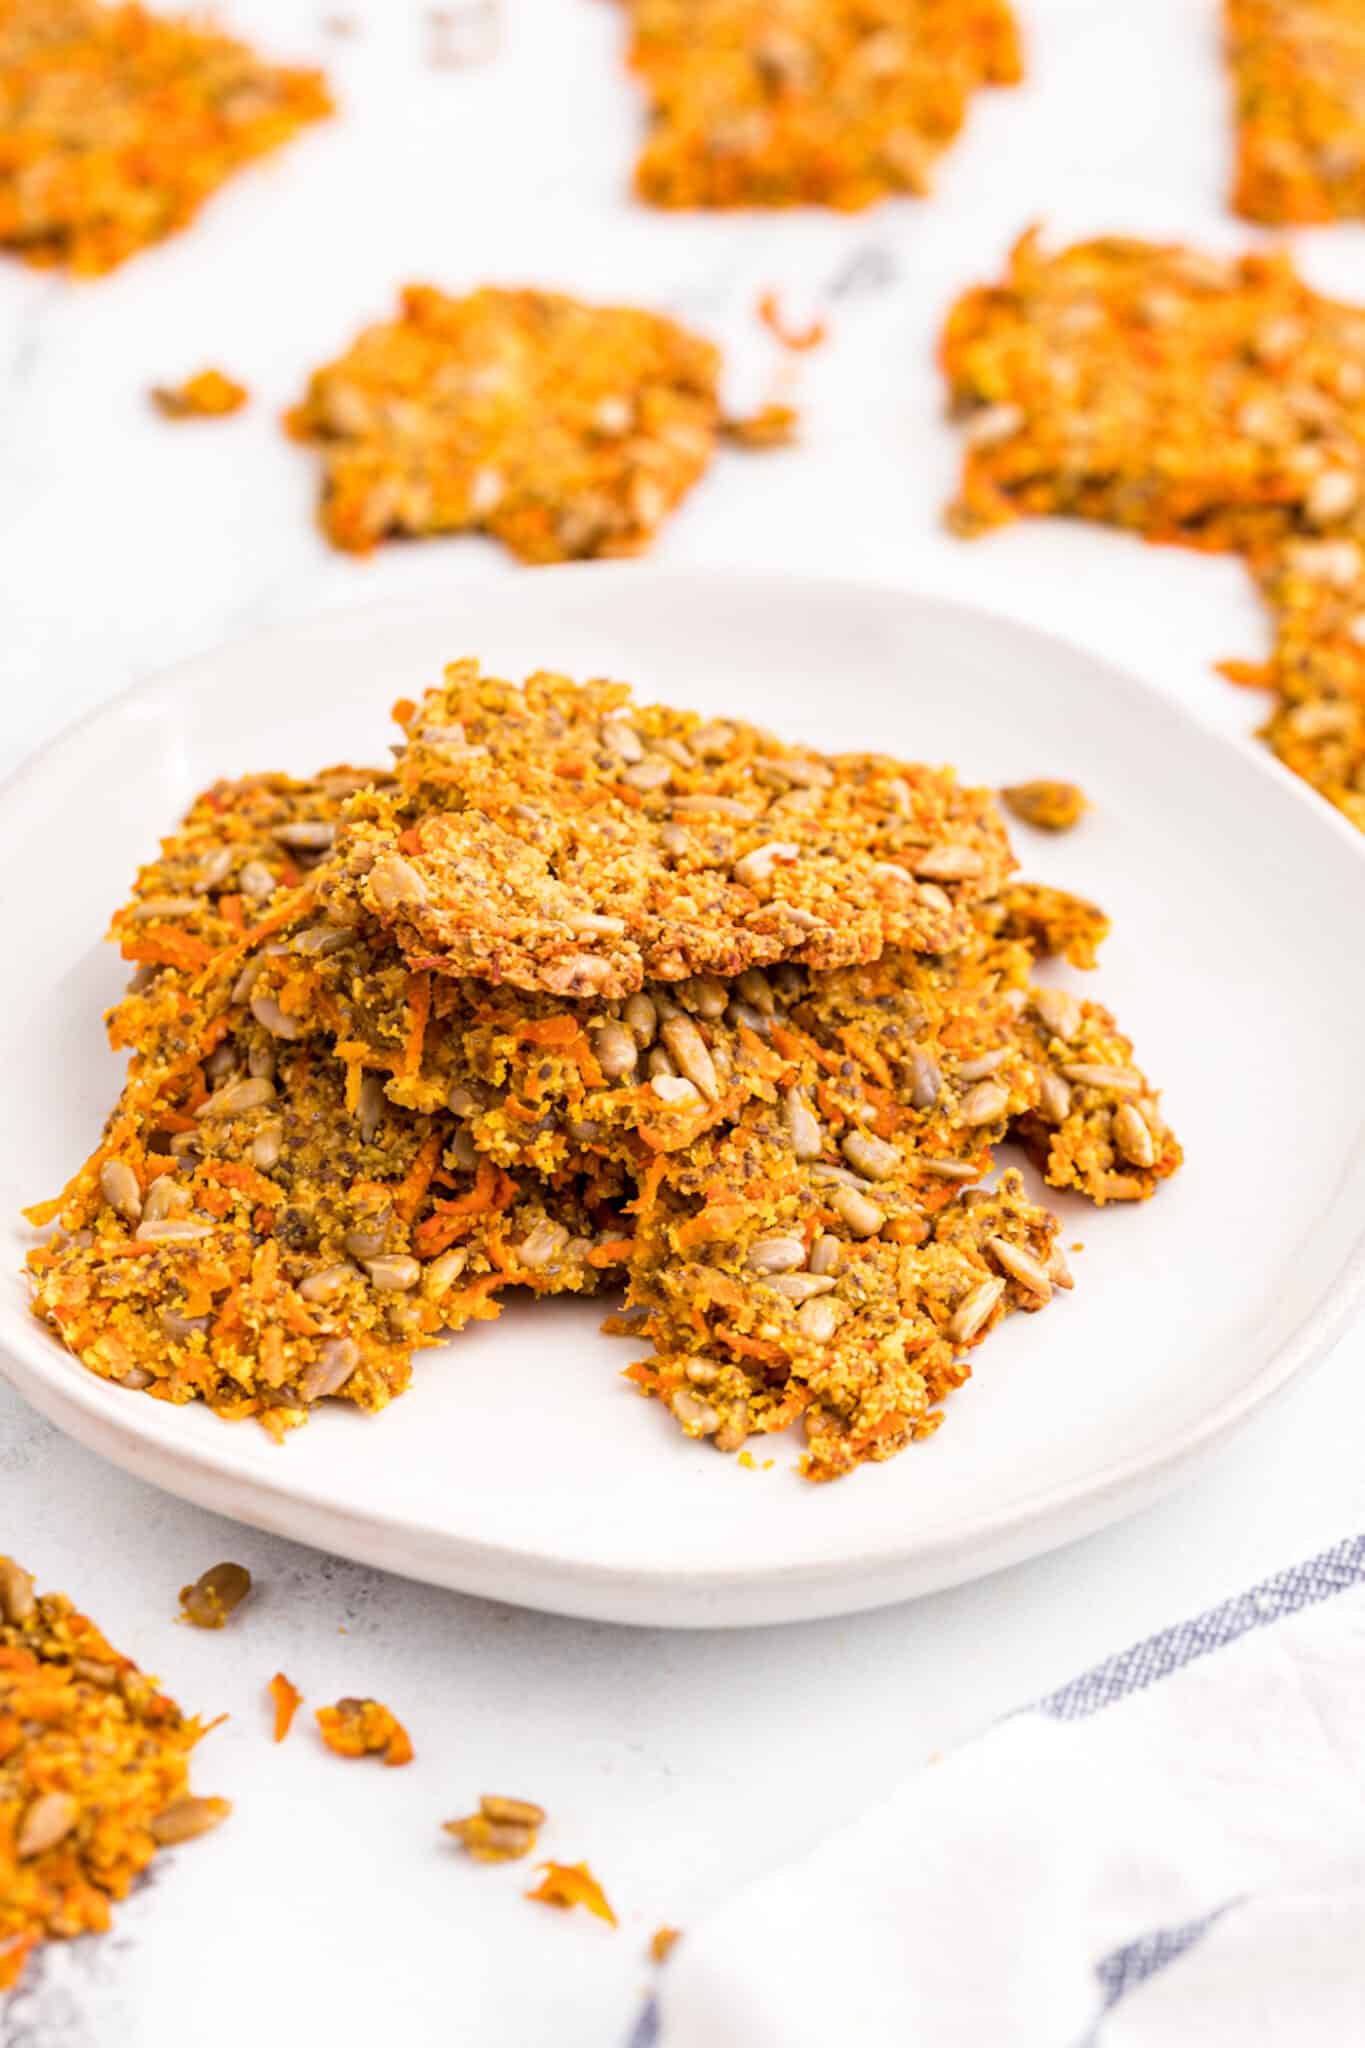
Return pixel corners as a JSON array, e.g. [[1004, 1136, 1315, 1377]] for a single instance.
[[639, 1535, 1365, 2047]]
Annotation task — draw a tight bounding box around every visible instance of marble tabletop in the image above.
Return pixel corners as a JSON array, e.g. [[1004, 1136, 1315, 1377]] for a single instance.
[[3, 3, 1364, 2044]]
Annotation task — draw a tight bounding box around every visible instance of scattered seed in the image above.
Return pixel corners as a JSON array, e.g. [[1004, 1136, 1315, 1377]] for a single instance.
[[651, 1073, 701, 1106], [238, 859, 276, 901], [1032, 987, 1083, 1041], [591, 1021, 639, 1079], [808, 1232, 841, 1275], [733, 839, 799, 887], [299, 1264, 352, 1303], [136, 1219, 212, 1243], [423, 1247, 470, 1297], [250, 993, 302, 1040], [368, 853, 429, 909], [624, 992, 659, 1046], [772, 1272, 837, 1302], [909, 843, 985, 881], [795, 1297, 839, 1341], [196, 1074, 275, 1119], [126, 895, 200, 921], [916, 1156, 979, 1182], [660, 1015, 720, 1100], [147, 1797, 232, 1846], [1036, 1069, 1073, 1121], [251, 1120, 283, 1171], [356, 1073, 385, 1142], [0, 1559, 36, 1624], [179, 1562, 252, 1631], [516, 1220, 570, 1270], [908, 1049, 941, 1110]]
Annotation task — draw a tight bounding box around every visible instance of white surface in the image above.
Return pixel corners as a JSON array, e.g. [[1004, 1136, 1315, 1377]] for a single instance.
[[659, 1574, 1365, 2048], [6, 574, 1365, 1629], [2, 0, 1364, 2042]]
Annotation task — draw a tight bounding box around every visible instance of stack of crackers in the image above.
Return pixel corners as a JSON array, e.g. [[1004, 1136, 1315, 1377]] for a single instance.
[[27, 665, 1180, 1483]]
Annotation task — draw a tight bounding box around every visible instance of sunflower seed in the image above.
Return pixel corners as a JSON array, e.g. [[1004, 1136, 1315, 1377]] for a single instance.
[[343, 1223, 388, 1260], [746, 1235, 807, 1274], [368, 854, 428, 909], [909, 844, 986, 881], [161, 1311, 210, 1338], [796, 1298, 839, 1341], [965, 401, 1024, 448], [423, 1247, 469, 1296], [299, 1264, 352, 1303], [1048, 1246, 1075, 1290], [946, 1276, 1006, 1344], [624, 756, 673, 793], [727, 999, 770, 1035], [954, 1048, 1010, 1082], [142, 1177, 189, 1222], [1036, 1069, 1073, 1121], [1112, 1102, 1156, 1168], [1032, 987, 1083, 1041], [127, 895, 200, 921], [17, 1792, 78, 1860], [196, 1075, 275, 1119], [356, 1073, 385, 1142], [601, 718, 644, 762], [251, 1120, 283, 1171], [136, 1219, 212, 1243], [274, 820, 335, 850], [771, 1272, 837, 1302], [567, 912, 627, 937], [684, 1358, 722, 1386], [661, 1015, 720, 1101], [671, 1389, 720, 1434], [916, 1156, 978, 1182], [298, 1336, 359, 1403], [681, 976, 728, 1019], [736, 968, 775, 1014], [238, 860, 277, 902], [989, 1235, 1053, 1298], [1060, 1063, 1143, 1095], [841, 1130, 899, 1181], [673, 795, 757, 820], [292, 924, 356, 956], [778, 1086, 820, 1160], [99, 1158, 142, 1224], [247, 1041, 275, 1081], [516, 1220, 570, 1270], [623, 993, 658, 1047], [960, 1080, 1009, 1125], [0, 1560, 36, 1623], [250, 993, 301, 1040], [829, 1185, 885, 1237], [1306, 470, 1358, 526], [733, 840, 799, 887], [591, 1021, 639, 1080], [651, 1074, 701, 1106], [364, 1255, 420, 1292], [194, 847, 235, 893], [808, 1232, 841, 1276], [450, 1127, 478, 1172], [908, 1049, 941, 1110], [148, 1797, 231, 1847]]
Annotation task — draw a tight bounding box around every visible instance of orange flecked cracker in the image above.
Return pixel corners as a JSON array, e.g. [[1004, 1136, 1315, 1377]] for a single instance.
[[0, 1556, 228, 1992], [625, 0, 1021, 210], [286, 285, 743, 563], [0, 0, 331, 275], [1227, 0, 1365, 223]]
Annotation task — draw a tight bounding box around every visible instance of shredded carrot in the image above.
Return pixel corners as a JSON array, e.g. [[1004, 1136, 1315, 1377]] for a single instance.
[[267, 1671, 302, 1743], [717, 1329, 781, 1363], [838, 1026, 894, 1091], [587, 1237, 636, 1267], [758, 290, 827, 352], [392, 1128, 443, 1225], [391, 695, 417, 727], [770, 1023, 841, 1074], [516, 1013, 582, 1048], [121, 924, 214, 973]]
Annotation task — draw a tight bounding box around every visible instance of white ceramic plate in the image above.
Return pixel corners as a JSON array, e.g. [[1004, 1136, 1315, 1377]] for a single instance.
[[4, 570, 1364, 1627]]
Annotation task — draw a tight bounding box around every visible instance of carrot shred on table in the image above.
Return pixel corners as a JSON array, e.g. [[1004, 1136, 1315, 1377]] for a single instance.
[[526, 1860, 618, 1927], [267, 1672, 302, 1743], [758, 291, 827, 352]]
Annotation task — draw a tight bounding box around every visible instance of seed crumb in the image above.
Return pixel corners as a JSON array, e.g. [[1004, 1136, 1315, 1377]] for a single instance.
[[650, 1925, 681, 1963], [316, 1696, 413, 1766], [151, 370, 248, 420], [1000, 780, 1088, 833], [757, 292, 827, 353], [526, 1860, 617, 1926], [444, 1793, 545, 1861], [178, 1562, 252, 1630]]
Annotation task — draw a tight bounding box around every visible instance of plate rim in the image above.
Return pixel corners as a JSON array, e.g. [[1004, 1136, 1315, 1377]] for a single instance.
[[5, 563, 1365, 1625]]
